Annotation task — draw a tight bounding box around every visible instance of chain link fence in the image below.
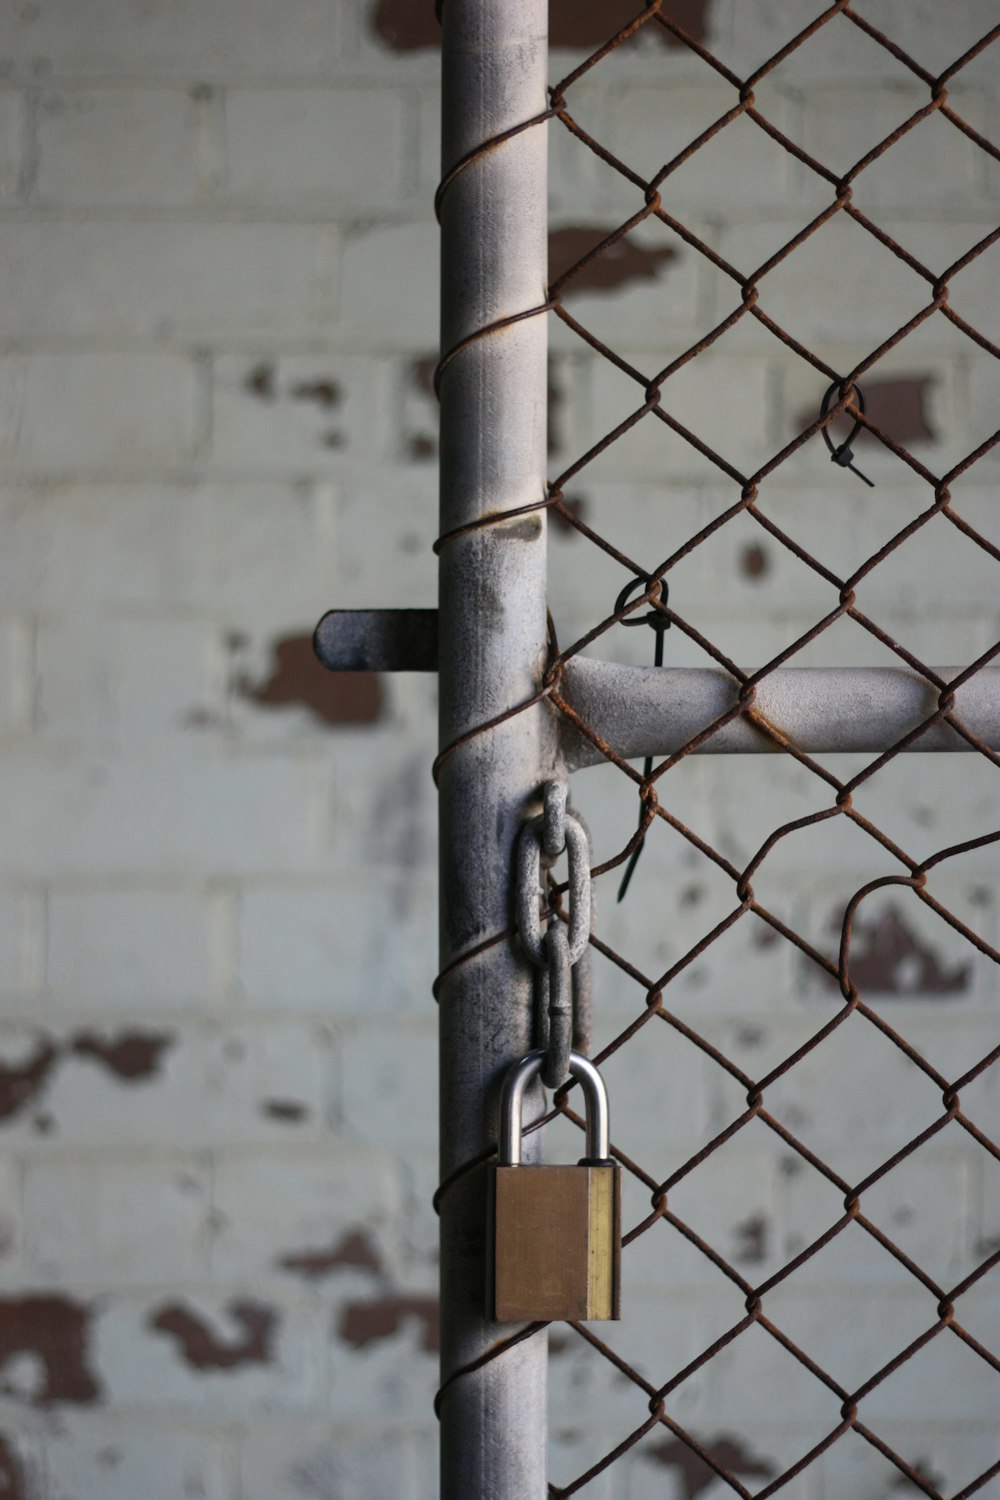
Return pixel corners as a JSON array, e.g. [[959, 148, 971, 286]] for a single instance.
[[436, 3, 1000, 1495]]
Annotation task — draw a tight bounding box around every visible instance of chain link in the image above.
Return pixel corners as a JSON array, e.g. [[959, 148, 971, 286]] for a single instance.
[[516, 797, 591, 966], [515, 778, 593, 1086], [435, 5, 1000, 1485]]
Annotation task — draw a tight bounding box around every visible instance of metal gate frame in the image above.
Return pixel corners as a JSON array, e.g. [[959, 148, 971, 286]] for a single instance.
[[435, 2, 552, 1495], [312, 3, 1000, 1494]]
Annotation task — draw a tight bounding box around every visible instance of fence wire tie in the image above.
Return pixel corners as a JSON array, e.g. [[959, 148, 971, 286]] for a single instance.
[[516, 780, 593, 1088], [615, 577, 671, 902], [821, 378, 875, 488]]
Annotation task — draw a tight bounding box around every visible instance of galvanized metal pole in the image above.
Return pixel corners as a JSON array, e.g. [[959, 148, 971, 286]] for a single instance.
[[559, 661, 1000, 765], [437, 2, 553, 1498]]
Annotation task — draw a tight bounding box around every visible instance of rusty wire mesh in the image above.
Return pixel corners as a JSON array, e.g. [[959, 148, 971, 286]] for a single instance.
[[434, 3, 1000, 1495]]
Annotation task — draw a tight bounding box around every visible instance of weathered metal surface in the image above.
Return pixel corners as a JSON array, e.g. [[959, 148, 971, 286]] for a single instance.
[[435, 1, 552, 1495], [312, 609, 438, 672], [313, 610, 1000, 758], [560, 660, 1000, 765]]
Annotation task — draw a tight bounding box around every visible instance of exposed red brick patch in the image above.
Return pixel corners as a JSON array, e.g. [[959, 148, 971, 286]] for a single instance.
[[868, 377, 935, 444], [845, 905, 970, 997], [339, 1295, 439, 1352], [290, 378, 341, 410], [645, 1436, 773, 1497], [551, 496, 587, 533], [411, 355, 436, 397], [801, 376, 935, 450], [261, 1098, 309, 1123], [0, 1296, 100, 1406], [70, 1030, 173, 1081], [149, 1301, 276, 1371], [279, 1228, 383, 1281], [890, 1460, 945, 1493], [734, 1213, 768, 1263], [182, 708, 221, 730], [740, 542, 769, 578], [244, 362, 276, 401], [550, 226, 676, 293], [0, 1043, 59, 1123], [0, 1031, 170, 1125], [550, 0, 708, 48], [237, 634, 384, 728], [371, 0, 438, 50], [0, 1434, 30, 1500], [371, 0, 708, 51]]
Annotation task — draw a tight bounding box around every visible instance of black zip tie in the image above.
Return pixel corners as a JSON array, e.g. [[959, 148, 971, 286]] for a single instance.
[[820, 379, 875, 488], [615, 576, 670, 903]]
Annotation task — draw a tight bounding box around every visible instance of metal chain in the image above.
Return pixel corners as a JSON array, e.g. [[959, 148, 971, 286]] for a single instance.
[[515, 778, 593, 1087]]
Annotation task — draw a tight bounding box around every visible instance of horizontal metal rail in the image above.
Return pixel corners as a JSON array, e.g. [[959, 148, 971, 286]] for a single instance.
[[313, 614, 999, 759], [561, 660, 1000, 765]]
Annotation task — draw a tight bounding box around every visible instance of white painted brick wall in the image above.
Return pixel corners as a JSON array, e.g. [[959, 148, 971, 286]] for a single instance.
[[0, 0, 996, 1496], [0, 887, 43, 1001], [0, 222, 340, 343], [0, 92, 25, 204], [22, 1152, 211, 1279], [45, 886, 224, 1009], [0, 353, 199, 470], [34, 88, 219, 208], [222, 89, 408, 209]]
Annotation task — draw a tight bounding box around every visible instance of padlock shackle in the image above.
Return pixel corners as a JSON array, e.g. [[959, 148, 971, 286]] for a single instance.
[[498, 1049, 610, 1167]]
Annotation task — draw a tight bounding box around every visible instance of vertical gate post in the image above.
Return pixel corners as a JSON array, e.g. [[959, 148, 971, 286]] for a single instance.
[[437, 1, 553, 1496]]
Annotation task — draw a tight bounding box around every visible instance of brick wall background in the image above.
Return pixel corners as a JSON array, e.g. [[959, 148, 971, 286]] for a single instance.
[[0, 2, 997, 1497]]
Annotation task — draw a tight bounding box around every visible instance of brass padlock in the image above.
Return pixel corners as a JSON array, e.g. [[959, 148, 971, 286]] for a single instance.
[[488, 1049, 620, 1322]]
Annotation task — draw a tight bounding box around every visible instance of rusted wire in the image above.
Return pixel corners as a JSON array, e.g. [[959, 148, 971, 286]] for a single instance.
[[434, 3, 1000, 1493]]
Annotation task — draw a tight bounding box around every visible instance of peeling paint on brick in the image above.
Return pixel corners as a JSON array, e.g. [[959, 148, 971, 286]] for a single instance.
[[551, 496, 587, 534], [236, 634, 384, 728], [372, 0, 708, 51], [70, 1030, 173, 1080], [0, 1044, 59, 1123], [279, 1228, 382, 1280], [370, 0, 438, 50], [244, 362, 276, 401], [290, 378, 340, 410], [740, 542, 769, 579], [889, 1459, 945, 1493], [801, 376, 936, 449], [261, 1098, 309, 1123], [549, 0, 708, 48], [734, 1213, 768, 1263], [841, 905, 970, 997], [410, 355, 435, 398], [0, 1031, 171, 1125], [645, 1435, 773, 1497], [0, 1295, 100, 1406], [338, 1295, 439, 1352], [866, 378, 936, 444], [149, 1300, 277, 1370], [550, 226, 677, 293], [0, 1434, 29, 1500]]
